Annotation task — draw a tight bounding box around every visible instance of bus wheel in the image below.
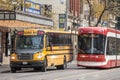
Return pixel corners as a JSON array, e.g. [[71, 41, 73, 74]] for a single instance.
[[41, 59, 47, 72], [61, 57, 67, 70], [11, 67, 16, 73], [34, 67, 41, 71], [56, 57, 67, 70]]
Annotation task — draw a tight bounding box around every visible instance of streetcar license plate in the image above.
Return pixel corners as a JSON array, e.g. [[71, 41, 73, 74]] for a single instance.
[[23, 62, 28, 64]]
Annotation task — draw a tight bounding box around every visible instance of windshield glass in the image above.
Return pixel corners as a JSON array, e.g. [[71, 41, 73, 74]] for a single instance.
[[78, 34, 106, 54], [16, 35, 44, 49]]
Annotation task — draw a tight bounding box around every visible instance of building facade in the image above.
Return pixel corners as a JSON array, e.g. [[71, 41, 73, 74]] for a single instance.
[[33, 0, 68, 30], [69, 0, 80, 30], [79, 0, 117, 27]]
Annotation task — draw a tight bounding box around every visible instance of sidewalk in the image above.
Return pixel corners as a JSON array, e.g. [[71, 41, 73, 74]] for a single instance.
[[0, 64, 10, 73], [2, 54, 10, 65], [0, 55, 10, 73]]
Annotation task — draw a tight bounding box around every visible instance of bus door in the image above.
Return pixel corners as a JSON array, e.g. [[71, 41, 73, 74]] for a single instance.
[[46, 34, 53, 66], [46, 34, 53, 51]]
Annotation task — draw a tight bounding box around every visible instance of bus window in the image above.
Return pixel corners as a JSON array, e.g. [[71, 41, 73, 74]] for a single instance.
[[16, 35, 43, 49]]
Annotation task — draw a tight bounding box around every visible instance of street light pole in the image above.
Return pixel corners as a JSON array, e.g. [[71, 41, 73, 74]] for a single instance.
[[65, 0, 68, 31]]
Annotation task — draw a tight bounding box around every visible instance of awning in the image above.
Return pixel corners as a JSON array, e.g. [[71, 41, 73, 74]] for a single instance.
[[0, 10, 54, 32], [0, 20, 51, 32]]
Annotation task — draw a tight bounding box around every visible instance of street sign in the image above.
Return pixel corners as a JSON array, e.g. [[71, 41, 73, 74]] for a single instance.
[[0, 10, 16, 20], [59, 14, 66, 29]]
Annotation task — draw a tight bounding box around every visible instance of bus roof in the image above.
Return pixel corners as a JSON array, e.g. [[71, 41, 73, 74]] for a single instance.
[[78, 27, 120, 35], [21, 29, 72, 34]]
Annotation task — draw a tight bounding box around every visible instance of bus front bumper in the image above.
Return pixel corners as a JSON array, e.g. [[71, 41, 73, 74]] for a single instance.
[[10, 61, 44, 68]]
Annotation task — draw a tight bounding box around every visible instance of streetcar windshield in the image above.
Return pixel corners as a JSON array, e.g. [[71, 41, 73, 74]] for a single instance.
[[78, 34, 106, 54], [16, 35, 44, 49]]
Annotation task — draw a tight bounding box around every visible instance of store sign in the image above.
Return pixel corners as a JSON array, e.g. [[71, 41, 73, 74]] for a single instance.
[[24, 29, 37, 35], [59, 14, 66, 29], [24, 0, 41, 15]]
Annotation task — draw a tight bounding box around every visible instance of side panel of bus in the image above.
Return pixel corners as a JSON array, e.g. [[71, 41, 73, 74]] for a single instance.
[[45, 33, 73, 67]]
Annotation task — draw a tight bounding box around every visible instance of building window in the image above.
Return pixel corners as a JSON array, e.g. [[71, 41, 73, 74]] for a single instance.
[[60, 0, 65, 4]]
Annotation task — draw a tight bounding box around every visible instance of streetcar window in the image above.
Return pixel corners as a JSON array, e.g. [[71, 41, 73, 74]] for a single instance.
[[106, 37, 116, 55], [116, 38, 120, 55], [78, 34, 105, 54]]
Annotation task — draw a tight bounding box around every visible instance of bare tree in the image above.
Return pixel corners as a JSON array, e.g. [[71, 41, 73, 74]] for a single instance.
[[86, 0, 92, 26], [0, 0, 24, 11], [86, 0, 120, 27]]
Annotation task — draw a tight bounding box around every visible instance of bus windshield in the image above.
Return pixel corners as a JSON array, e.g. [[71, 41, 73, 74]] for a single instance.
[[78, 34, 106, 54], [16, 35, 44, 49]]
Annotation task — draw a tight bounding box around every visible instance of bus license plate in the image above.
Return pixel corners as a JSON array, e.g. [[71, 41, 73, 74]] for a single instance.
[[23, 62, 28, 65]]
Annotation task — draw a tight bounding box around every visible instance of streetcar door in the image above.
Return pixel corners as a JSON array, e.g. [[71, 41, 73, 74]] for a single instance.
[[106, 37, 117, 67]]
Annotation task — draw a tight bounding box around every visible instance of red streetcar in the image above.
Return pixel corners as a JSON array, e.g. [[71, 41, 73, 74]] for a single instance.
[[77, 27, 120, 68]]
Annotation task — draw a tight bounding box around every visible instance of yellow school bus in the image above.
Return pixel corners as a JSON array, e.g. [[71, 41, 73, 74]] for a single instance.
[[10, 29, 73, 73]]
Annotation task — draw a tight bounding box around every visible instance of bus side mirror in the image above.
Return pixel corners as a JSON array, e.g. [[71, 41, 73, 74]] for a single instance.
[[11, 35, 16, 53], [8, 45, 12, 49], [49, 42, 53, 51]]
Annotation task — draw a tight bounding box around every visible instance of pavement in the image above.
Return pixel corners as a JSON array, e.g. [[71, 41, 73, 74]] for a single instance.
[[0, 60, 77, 73], [0, 64, 10, 73], [0, 52, 77, 73]]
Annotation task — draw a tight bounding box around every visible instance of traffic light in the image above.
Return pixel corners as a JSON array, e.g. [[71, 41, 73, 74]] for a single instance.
[[42, 4, 52, 17]]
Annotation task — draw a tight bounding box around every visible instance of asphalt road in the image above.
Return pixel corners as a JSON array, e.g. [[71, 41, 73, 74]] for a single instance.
[[0, 61, 120, 80]]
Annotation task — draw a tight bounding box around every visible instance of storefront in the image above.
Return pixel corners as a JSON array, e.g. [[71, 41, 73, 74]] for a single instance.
[[0, 32, 2, 64], [0, 10, 53, 64]]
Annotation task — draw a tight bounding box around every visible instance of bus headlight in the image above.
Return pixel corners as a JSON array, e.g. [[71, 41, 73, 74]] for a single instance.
[[37, 54, 43, 59], [10, 53, 17, 60], [11, 56, 15, 60], [34, 52, 44, 60]]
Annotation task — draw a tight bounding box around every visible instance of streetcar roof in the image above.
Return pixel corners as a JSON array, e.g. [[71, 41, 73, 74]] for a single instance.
[[78, 27, 120, 35]]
